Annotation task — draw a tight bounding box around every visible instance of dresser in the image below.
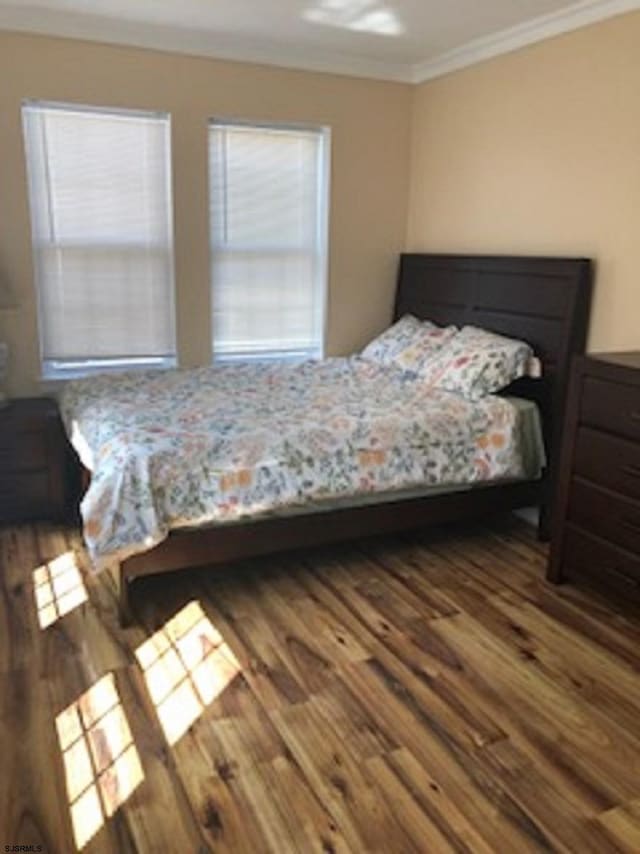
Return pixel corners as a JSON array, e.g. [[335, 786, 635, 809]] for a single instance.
[[548, 353, 640, 599], [0, 397, 74, 524]]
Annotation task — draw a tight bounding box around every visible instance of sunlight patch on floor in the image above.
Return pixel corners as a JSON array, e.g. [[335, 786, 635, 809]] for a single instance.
[[56, 673, 144, 850], [135, 600, 241, 746], [33, 551, 88, 629]]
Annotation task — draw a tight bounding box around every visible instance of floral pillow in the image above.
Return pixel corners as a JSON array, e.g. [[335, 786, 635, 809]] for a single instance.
[[362, 314, 457, 373], [420, 325, 534, 400], [361, 315, 424, 363]]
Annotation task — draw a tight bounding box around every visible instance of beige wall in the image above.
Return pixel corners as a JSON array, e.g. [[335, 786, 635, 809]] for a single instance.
[[407, 11, 640, 353], [0, 31, 412, 395], [4, 12, 640, 396]]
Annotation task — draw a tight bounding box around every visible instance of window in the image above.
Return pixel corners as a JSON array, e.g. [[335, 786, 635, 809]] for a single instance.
[[209, 120, 330, 362], [22, 101, 176, 378]]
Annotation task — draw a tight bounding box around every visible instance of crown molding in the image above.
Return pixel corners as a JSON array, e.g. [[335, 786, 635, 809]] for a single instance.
[[0, 0, 638, 86], [411, 0, 640, 83], [0, 5, 412, 83]]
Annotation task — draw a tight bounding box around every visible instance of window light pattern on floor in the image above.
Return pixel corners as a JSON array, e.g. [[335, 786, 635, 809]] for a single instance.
[[55, 673, 144, 850], [135, 600, 240, 746], [33, 551, 88, 629]]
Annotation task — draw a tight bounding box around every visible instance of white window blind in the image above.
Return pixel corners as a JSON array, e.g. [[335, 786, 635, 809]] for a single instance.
[[209, 121, 329, 362], [22, 101, 176, 378]]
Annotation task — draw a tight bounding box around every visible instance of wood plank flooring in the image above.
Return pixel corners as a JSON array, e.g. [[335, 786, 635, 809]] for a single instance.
[[2, 516, 640, 853]]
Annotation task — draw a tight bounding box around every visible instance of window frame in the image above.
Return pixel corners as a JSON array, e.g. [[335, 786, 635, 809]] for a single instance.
[[208, 117, 331, 365], [22, 99, 178, 381]]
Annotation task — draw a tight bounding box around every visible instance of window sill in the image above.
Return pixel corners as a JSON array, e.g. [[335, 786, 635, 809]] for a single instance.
[[41, 357, 177, 383], [212, 350, 322, 365]]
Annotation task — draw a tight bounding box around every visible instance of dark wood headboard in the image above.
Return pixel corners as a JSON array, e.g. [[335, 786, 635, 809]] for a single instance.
[[395, 253, 593, 531]]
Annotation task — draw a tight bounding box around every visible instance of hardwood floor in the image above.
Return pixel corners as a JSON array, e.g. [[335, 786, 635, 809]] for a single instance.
[[2, 516, 640, 853]]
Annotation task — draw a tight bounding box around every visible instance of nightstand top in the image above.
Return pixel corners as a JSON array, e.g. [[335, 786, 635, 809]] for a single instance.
[[586, 351, 640, 371], [2, 397, 59, 419]]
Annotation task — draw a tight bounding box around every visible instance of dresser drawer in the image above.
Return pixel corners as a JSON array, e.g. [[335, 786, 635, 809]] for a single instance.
[[581, 376, 640, 443], [567, 478, 640, 555], [573, 427, 640, 502], [0, 430, 48, 471], [563, 526, 640, 596]]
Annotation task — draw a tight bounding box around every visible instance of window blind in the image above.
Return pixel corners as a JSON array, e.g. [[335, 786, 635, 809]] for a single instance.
[[22, 102, 176, 377], [209, 121, 329, 361]]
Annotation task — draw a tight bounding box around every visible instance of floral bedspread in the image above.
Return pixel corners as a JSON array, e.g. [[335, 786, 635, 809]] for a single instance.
[[60, 357, 543, 569]]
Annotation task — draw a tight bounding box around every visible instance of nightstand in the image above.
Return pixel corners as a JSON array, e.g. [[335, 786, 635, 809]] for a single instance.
[[547, 352, 640, 599], [0, 397, 74, 524]]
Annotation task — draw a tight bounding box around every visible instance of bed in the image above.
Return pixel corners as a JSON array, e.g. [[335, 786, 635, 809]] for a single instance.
[[62, 253, 593, 624]]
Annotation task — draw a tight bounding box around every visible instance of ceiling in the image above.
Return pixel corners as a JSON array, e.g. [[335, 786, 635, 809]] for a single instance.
[[0, 0, 637, 82]]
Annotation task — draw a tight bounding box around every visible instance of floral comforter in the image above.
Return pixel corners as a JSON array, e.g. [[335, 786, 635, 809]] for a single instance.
[[60, 357, 544, 569]]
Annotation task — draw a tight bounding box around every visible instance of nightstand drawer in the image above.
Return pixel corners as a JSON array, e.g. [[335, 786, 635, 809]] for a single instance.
[[581, 376, 640, 443], [567, 478, 640, 555], [0, 470, 51, 520], [0, 397, 80, 524], [563, 526, 640, 594], [0, 431, 48, 471], [573, 427, 640, 502]]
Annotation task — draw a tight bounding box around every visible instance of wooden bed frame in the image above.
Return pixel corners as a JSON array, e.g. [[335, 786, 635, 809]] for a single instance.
[[106, 253, 593, 625]]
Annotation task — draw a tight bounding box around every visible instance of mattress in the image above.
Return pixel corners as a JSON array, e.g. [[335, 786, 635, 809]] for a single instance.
[[255, 395, 544, 519], [60, 357, 546, 569]]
